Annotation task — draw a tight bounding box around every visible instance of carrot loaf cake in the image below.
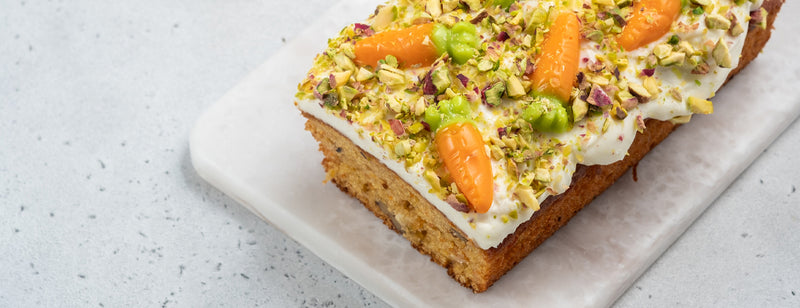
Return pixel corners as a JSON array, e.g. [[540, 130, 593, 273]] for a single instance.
[[295, 0, 783, 292]]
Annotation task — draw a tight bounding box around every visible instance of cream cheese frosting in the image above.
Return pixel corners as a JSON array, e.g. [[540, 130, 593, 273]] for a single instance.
[[296, 0, 759, 249]]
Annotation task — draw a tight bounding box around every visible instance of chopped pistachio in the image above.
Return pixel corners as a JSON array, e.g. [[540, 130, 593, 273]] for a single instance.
[[477, 59, 495, 72], [444, 88, 458, 99], [331, 70, 352, 87], [670, 114, 692, 124], [753, 7, 768, 30], [408, 122, 425, 134], [643, 77, 660, 96], [593, 0, 615, 7], [412, 97, 427, 116], [372, 5, 396, 31], [517, 169, 533, 185], [712, 38, 732, 68], [687, 55, 704, 67], [616, 90, 636, 102], [355, 67, 374, 82], [424, 170, 442, 191], [377, 66, 406, 86], [667, 34, 680, 45], [340, 43, 355, 59], [316, 77, 332, 94], [645, 54, 658, 67], [678, 41, 697, 56], [628, 83, 651, 98], [612, 103, 628, 120], [534, 167, 550, 183], [687, 96, 714, 114], [729, 20, 745, 36], [431, 67, 451, 95], [614, 57, 629, 69], [381, 55, 399, 68], [441, 0, 458, 13], [616, 0, 632, 7], [394, 140, 412, 156], [490, 145, 505, 160], [659, 51, 686, 66], [506, 75, 526, 98], [484, 82, 506, 106], [572, 97, 588, 122], [462, 0, 480, 11], [587, 74, 610, 86], [387, 96, 404, 113], [528, 7, 548, 28], [332, 53, 355, 72], [653, 44, 673, 60], [501, 136, 518, 149], [586, 30, 604, 43], [514, 185, 540, 210], [412, 137, 426, 151], [507, 160, 518, 178], [705, 13, 732, 30], [426, 0, 442, 18], [338, 86, 358, 106], [668, 88, 682, 101]]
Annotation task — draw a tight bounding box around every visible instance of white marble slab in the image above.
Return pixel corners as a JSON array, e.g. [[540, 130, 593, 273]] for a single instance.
[[190, 1, 800, 306]]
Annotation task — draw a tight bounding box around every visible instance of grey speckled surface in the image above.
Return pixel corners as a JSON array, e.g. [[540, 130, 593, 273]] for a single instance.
[[1, 1, 797, 307]]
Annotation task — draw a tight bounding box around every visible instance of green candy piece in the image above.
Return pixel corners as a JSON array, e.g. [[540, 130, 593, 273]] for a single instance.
[[424, 95, 472, 132], [431, 22, 478, 65], [522, 95, 571, 133]]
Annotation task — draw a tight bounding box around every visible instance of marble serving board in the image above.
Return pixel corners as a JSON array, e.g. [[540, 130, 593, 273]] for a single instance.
[[190, 1, 800, 306]]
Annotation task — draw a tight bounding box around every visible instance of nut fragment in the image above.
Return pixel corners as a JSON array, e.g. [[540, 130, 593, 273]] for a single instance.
[[412, 97, 427, 116], [333, 53, 356, 72], [372, 5, 396, 31], [705, 13, 732, 30], [572, 97, 588, 122], [506, 75, 526, 98], [659, 51, 686, 66], [355, 67, 374, 81], [687, 96, 714, 114], [726, 11, 744, 36], [424, 170, 442, 191], [534, 167, 550, 183], [670, 114, 692, 124], [331, 71, 352, 87], [426, 0, 442, 18], [712, 38, 732, 68], [628, 83, 651, 98], [653, 44, 673, 60], [377, 65, 407, 86], [514, 185, 540, 210], [750, 8, 768, 30], [643, 77, 661, 96]]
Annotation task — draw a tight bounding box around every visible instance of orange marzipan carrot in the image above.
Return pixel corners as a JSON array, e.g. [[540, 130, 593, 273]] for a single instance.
[[529, 10, 582, 103], [353, 23, 439, 68], [435, 122, 494, 214], [617, 0, 682, 51]]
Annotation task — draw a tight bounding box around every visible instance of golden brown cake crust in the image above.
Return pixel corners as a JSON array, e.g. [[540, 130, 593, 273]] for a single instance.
[[301, 0, 784, 293]]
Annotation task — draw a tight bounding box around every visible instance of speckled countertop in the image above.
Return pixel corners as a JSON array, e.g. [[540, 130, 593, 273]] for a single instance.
[[2, 1, 798, 307]]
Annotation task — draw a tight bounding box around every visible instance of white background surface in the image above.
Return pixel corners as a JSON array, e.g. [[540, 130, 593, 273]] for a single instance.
[[2, 0, 798, 307]]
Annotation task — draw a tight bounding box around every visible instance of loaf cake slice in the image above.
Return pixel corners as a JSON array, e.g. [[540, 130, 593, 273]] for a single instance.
[[295, 0, 784, 292]]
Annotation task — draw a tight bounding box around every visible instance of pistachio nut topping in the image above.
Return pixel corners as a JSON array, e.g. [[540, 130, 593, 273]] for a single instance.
[[296, 0, 761, 249]]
